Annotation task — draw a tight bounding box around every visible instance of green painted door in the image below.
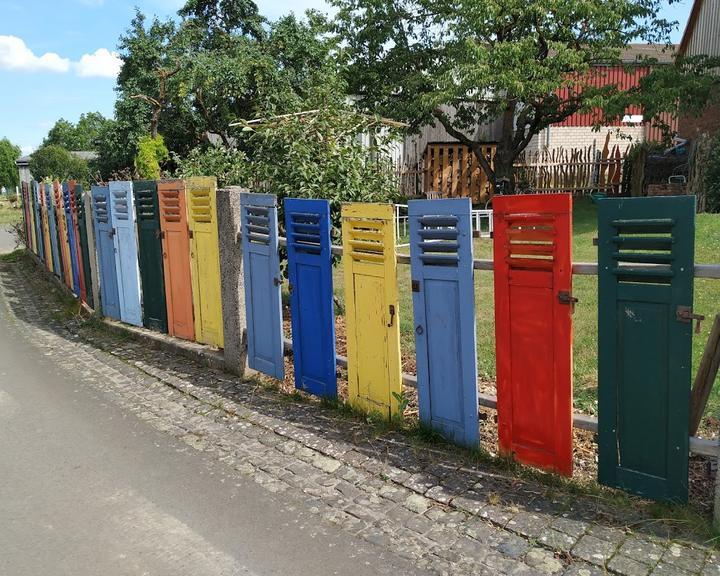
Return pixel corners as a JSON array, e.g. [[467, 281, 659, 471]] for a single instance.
[[134, 181, 168, 333], [598, 196, 695, 502]]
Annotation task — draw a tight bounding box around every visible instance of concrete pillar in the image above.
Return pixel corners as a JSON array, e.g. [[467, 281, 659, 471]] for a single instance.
[[217, 187, 247, 377], [83, 191, 100, 311]]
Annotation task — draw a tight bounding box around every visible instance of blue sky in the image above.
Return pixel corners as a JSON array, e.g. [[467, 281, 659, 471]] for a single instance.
[[0, 0, 694, 156]]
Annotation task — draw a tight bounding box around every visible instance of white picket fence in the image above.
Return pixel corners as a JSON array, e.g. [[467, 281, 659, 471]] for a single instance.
[[394, 204, 493, 247]]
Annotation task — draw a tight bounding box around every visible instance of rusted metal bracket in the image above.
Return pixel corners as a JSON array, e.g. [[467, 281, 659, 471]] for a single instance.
[[677, 305, 705, 334]]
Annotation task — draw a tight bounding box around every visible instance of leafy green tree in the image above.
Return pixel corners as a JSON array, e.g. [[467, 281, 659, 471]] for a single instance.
[[0, 138, 21, 191], [173, 145, 249, 188], [134, 135, 170, 179], [28, 146, 89, 183], [333, 0, 681, 192], [42, 113, 112, 151]]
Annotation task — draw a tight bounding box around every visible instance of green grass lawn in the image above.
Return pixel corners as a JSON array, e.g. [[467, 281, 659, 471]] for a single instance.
[[0, 197, 24, 226], [333, 197, 720, 428]]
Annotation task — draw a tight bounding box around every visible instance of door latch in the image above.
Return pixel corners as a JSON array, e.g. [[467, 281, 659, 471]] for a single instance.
[[558, 290, 579, 313], [273, 277, 282, 287], [411, 280, 420, 293], [676, 306, 705, 334], [109, 228, 116, 238], [387, 305, 395, 327]]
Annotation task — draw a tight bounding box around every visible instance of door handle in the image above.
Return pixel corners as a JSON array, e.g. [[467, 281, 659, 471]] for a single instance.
[[558, 290, 578, 313], [677, 306, 705, 334], [387, 305, 395, 327]]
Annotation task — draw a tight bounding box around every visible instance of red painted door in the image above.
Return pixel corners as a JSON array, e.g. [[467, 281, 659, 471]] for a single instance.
[[493, 194, 574, 476]]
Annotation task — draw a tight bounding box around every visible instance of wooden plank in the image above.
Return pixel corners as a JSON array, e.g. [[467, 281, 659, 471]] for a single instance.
[[690, 314, 720, 435]]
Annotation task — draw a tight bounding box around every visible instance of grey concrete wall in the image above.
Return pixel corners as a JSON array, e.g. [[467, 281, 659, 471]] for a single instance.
[[217, 187, 247, 377], [83, 191, 100, 312]]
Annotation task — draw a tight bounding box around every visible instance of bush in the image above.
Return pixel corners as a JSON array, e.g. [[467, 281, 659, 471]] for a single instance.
[[28, 145, 89, 183], [173, 145, 250, 188], [134, 135, 169, 180], [705, 133, 720, 213]]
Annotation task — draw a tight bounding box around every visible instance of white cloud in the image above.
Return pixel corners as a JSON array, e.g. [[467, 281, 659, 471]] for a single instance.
[[0, 35, 70, 73], [75, 48, 122, 78]]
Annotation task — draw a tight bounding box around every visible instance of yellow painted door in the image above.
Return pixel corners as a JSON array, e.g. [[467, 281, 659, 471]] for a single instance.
[[186, 176, 224, 348], [342, 203, 401, 419]]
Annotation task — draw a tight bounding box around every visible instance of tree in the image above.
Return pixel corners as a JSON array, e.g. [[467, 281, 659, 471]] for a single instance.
[[0, 138, 21, 191], [333, 0, 679, 192], [134, 135, 170, 179], [42, 113, 112, 151], [28, 146, 89, 182]]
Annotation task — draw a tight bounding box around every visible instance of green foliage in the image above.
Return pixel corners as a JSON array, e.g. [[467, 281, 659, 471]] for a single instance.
[[173, 145, 249, 188], [28, 146, 89, 183], [134, 135, 169, 180], [332, 0, 682, 190], [42, 112, 111, 151], [0, 138, 21, 190], [705, 133, 720, 213], [245, 107, 401, 239]]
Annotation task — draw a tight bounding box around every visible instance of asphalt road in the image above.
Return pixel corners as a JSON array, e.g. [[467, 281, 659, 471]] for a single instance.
[[0, 279, 424, 575]]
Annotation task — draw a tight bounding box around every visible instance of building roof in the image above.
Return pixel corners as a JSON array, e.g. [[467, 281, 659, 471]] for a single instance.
[[619, 44, 677, 64], [15, 156, 31, 167], [679, 0, 704, 56]]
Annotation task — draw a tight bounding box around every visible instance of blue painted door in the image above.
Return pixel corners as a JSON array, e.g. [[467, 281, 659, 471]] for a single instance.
[[62, 182, 81, 296], [46, 183, 62, 277], [240, 193, 284, 380], [409, 198, 479, 447], [109, 181, 142, 327], [32, 182, 45, 263], [91, 185, 121, 321], [285, 198, 336, 397]]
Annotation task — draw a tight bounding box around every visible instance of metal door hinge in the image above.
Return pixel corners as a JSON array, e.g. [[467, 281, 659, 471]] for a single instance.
[[387, 304, 395, 327], [273, 277, 282, 287], [676, 306, 705, 333], [411, 280, 420, 292], [188, 229, 194, 239], [558, 290, 579, 313], [288, 282, 293, 294], [109, 228, 116, 238]]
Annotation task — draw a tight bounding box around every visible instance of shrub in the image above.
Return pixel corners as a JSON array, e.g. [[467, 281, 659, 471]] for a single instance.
[[173, 145, 250, 188], [705, 133, 720, 213], [134, 135, 169, 180], [28, 146, 89, 183]]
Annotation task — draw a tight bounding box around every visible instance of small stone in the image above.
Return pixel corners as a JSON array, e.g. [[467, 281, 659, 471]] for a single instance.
[[311, 454, 342, 473], [404, 493, 431, 514], [525, 548, 564, 574]]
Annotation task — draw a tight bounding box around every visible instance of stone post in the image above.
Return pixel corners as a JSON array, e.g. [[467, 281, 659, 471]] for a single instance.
[[83, 191, 101, 311], [217, 187, 247, 377]]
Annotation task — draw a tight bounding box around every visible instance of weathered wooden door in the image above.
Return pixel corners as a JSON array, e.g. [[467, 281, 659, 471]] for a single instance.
[[109, 180, 142, 327], [342, 203, 401, 419], [598, 196, 695, 502], [91, 185, 121, 320], [409, 198, 479, 447], [187, 177, 223, 348], [158, 180, 195, 341], [134, 180, 167, 332], [32, 182, 44, 262], [240, 193, 284, 379], [40, 183, 53, 273], [54, 182, 72, 289], [73, 183, 92, 305], [21, 182, 32, 252], [493, 194, 574, 476], [28, 182, 38, 254], [46, 184, 61, 277], [285, 198, 336, 395], [63, 182, 81, 296]]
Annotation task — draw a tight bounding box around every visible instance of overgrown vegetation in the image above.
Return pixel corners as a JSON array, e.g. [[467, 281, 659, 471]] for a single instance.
[[134, 135, 169, 180], [705, 133, 720, 213], [28, 146, 90, 184]]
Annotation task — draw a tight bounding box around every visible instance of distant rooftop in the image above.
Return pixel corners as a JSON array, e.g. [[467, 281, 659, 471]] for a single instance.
[[15, 150, 98, 167], [619, 44, 677, 64]]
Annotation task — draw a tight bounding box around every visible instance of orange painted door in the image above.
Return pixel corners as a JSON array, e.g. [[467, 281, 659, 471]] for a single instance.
[[493, 194, 574, 476], [158, 180, 195, 341]]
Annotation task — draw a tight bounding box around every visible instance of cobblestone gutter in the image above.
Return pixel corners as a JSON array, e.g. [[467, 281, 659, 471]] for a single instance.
[[3, 255, 719, 576]]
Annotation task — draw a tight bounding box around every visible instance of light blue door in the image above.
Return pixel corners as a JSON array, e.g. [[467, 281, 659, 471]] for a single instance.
[[91, 185, 121, 320], [46, 184, 62, 277], [240, 192, 284, 380], [109, 181, 142, 327], [285, 198, 336, 397], [32, 182, 44, 263], [409, 198, 479, 447]]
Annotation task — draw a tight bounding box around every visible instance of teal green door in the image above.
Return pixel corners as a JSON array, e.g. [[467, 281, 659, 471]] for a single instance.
[[134, 181, 168, 332], [598, 196, 695, 502]]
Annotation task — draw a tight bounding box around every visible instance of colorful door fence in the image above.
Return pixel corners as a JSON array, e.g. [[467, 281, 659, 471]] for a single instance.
[[285, 198, 336, 396], [493, 194, 574, 476], [134, 180, 168, 332], [109, 180, 142, 327], [158, 180, 195, 341], [187, 177, 223, 348], [63, 182, 81, 296], [91, 185, 120, 320], [342, 203, 401, 419], [73, 183, 92, 306], [46, 183, 61, 277], [409, 198, 479, 447], [240, 193, 284, 380], [598, 196, 695, 502]]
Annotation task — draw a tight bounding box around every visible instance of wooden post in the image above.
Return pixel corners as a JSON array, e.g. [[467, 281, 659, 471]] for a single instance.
[[690, 314, 720, 436]]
